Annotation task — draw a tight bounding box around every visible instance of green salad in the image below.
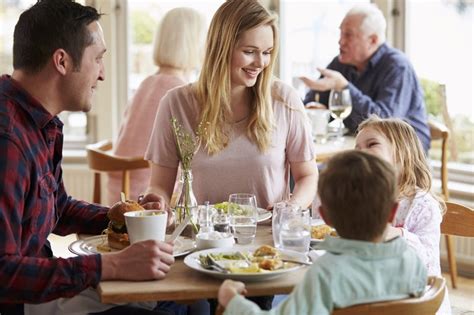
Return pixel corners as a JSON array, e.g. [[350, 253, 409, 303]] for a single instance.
[[214, 202, 245, 215]]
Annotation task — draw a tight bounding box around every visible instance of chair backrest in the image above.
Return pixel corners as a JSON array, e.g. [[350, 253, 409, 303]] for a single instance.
[[428, 119, 450, 200], [86, 140, 149, 203], [441, 201, 474, 237], [332, 277, 445, 315]]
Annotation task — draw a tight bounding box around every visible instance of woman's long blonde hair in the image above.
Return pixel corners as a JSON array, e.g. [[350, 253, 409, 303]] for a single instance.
[[195, 0, 279, 154], [358, 116, 439, 197]]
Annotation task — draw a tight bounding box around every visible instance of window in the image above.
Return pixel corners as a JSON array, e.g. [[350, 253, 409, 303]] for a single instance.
[[127, 0, 224, 99], [0, 0, 89, 148], [406, 0, 473, 165], [279, 0, 369, 97]]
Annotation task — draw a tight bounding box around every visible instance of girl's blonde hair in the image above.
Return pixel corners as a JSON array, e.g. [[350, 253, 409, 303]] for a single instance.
[[153, 7, 206, 71], [358, 116, 446, 212], [195, 0, 279, 154]]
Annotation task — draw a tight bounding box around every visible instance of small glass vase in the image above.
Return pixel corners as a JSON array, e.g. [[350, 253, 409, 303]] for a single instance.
[[174, 169, 199, 238]]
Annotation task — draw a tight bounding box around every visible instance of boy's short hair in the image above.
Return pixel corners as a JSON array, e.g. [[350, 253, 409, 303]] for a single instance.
[[318, 150, 398, 241]]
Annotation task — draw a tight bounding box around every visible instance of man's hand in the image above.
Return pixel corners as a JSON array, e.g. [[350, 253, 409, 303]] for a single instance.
[[300, 68, 349, 92], [138, 192, 174, 227], [101, 240, 175, 281], [218, 279, 247, 308]]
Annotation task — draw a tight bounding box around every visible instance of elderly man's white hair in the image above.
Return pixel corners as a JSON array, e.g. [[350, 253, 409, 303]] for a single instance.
[[347, 4, 386, 44]]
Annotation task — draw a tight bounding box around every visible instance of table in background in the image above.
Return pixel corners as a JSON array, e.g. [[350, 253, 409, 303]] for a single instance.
[[97, 225, 309, 304], [314, 136, 355, 163]]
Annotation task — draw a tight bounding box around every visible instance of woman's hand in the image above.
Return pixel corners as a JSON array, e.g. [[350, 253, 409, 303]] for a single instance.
[[218, 279, 247, 308]]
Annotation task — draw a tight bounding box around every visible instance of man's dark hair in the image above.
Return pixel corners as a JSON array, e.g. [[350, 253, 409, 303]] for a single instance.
[[13, 0, 102, 73], [318, 150, 398, 241]]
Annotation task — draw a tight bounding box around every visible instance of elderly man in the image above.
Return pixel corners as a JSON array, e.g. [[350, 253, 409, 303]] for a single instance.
[[301, 4, 430, 152]]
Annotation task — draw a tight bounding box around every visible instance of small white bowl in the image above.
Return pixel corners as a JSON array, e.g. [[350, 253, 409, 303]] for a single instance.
[[196, 231, 235, 250]]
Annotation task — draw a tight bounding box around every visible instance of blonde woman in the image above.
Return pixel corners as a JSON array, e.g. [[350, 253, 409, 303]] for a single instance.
[[142, 0, 318, 212], [107, 7, 206, 205], [355, 116, 451, 314]]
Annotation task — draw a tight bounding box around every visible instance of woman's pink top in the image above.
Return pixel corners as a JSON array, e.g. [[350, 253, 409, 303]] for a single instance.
[[145, 80, 316, 208], [107, 74, 185, 205]]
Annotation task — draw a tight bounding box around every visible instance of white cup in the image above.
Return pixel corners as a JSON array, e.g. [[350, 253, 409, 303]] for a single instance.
[[306, 108, 330, 143], [124, 210, 168, 244]]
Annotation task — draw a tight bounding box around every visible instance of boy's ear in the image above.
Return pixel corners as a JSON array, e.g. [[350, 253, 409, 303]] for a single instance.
[[319, 205, 332, 226], [387, 202, 399, 223]]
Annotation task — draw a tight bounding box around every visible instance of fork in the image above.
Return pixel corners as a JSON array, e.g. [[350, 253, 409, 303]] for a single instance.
[[208, 255, 230, 273], [197, 256, 229, 273], [235, 251, 252, 265]]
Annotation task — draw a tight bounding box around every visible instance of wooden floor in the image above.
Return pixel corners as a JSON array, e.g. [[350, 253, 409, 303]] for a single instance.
[[443, 272, 474, 315]]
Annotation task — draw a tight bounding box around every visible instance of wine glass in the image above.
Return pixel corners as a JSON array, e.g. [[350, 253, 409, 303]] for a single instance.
[[228, 193, 258, 244], [328, 89, 352, 142]]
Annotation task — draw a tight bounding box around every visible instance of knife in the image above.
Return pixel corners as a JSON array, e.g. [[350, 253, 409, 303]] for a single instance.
[[167, 215, 191, 242]]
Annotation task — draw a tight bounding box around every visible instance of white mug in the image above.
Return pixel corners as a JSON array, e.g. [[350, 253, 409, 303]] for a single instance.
[[124, 210, 168, 243]]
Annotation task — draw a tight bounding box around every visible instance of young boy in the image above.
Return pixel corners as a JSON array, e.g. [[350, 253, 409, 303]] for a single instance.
[[218, 150, 428, 315]]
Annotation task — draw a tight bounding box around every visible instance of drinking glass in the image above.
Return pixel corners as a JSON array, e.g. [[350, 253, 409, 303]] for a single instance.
[[279, 207, 311, 254], [328, 89, 352, 142], [306, 108, 330, 144], [228, 193, 258, 244], [272, 201, 300, 249], [197, 202, 216, 234]]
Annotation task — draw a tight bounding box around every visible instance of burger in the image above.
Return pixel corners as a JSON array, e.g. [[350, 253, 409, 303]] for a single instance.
[[106, 199, 144, 250]]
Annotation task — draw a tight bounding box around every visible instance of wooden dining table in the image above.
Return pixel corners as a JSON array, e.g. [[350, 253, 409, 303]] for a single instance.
[[314, 136, 355, 163], [96, 225, 310, 304]]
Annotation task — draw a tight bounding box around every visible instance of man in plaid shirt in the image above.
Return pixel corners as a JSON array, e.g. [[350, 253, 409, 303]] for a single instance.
[[0, 1, 176, 314]]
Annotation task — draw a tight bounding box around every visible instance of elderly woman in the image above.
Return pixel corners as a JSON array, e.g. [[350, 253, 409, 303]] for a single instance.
[[107, 7, 207, 205]]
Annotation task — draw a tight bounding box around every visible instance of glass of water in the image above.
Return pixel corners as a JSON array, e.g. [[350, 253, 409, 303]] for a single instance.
[[228, 193, 258, 244], [272, 201, 300, 249], [279, 207, 311, 254]]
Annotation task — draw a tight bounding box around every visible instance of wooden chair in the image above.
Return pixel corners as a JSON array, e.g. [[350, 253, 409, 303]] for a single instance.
[[86, 140, 149, 203], [441, 201, 474, 289], [428, 119, 457, 288], [332, 276, 446, 315], [428, 119, 450, 200]]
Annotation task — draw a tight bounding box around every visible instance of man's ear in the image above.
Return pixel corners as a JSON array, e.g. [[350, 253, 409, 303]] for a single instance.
[[52, 49, 70, 75], [319, 205, 332, 226], [387, 201, 399, 223], [369, 34, 378, 47]]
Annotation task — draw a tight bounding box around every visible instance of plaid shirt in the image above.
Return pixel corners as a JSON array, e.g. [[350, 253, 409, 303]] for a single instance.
[[0, 75, 109, 306]]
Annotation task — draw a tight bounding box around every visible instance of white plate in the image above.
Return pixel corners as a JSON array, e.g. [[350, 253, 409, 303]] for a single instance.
[[68, 235, 195, 257], [183, 247, 307, 282], [257, 208, 272, 222], [310, 219, 335, 244], [212, 205, 272, 223]]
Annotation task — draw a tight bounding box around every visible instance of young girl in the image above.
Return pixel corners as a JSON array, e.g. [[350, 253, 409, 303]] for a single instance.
[[355, 115, 451, 314]]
